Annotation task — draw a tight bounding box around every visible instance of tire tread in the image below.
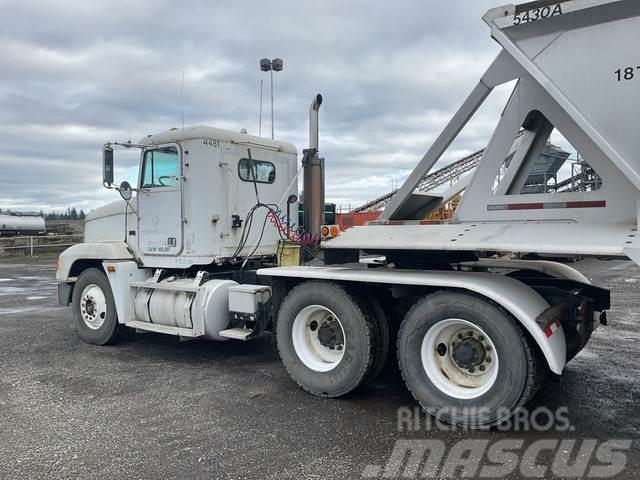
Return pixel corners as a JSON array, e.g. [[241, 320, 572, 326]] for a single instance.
[[276, 281, 375, 397], [397, 290, 546, 427], [72, 268, 122, 346]]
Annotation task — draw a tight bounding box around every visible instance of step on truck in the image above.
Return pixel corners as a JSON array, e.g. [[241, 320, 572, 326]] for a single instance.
[[57, 0, 640, 427]]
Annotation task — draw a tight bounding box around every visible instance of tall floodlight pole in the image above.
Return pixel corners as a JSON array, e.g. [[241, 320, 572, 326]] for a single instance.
[[260, 58, 283, 139], [259, 79, 263, 137]]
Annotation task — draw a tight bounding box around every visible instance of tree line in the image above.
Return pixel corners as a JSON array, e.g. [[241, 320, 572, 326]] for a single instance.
[[0, 207, 86, 221], [43, 208, 86, 221]]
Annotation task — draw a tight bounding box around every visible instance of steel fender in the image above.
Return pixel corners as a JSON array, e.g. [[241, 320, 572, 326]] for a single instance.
[[56, 242, 133, 281], [102, 260, 152, 324], [459, 259, 591, 284], [258, 266, 567, 374]]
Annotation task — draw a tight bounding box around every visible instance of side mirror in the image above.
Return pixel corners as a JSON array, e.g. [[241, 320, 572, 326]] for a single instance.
[[103, 145, 114, 185], [119, 181, 133, 201]]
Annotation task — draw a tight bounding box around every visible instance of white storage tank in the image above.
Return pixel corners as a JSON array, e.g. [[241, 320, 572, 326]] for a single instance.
[[0, 212, 46, 236]]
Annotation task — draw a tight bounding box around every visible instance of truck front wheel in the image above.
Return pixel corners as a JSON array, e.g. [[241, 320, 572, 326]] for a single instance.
[[398, 291, 543, 427], [276, 281, 375, 397], [71, 268, 122, 345]]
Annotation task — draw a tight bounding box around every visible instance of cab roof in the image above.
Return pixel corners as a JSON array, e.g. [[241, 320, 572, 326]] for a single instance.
[[139, 125, 297, 154]]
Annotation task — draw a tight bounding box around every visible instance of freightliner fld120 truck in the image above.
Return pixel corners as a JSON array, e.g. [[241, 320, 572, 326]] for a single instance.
[[57, 0, 640, 426]]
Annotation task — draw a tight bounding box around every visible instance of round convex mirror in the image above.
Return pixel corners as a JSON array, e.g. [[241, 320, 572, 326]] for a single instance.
[[119, 181, 133, 201]]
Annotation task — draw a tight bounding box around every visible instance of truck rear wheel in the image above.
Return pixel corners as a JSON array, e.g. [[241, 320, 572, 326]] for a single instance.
[[398, 291, 541, 427], [71, 268, 122, 345], [354, 292, 390, 386], [276, 281, 375, 397]]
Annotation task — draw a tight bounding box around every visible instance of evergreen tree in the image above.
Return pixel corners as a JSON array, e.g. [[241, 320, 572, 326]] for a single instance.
[[41, 207, 88, 221]]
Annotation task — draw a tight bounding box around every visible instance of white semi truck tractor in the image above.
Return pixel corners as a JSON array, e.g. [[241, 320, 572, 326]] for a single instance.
[[58, 0, 640, 427]]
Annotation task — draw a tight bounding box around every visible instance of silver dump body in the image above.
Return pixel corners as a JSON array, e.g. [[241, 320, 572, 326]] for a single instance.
[[326, 0, 640, 264]]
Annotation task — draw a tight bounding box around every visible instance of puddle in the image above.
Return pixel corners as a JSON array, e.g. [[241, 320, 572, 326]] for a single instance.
[[0, 286, 27, 295], [0, 307, 43, 316]]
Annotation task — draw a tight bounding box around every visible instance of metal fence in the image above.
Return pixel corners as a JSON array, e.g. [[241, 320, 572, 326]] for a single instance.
[[0, 234, 83, 257]]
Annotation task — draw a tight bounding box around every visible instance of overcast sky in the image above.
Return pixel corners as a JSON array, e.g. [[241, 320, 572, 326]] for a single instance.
[[1, 0, 519, 213]]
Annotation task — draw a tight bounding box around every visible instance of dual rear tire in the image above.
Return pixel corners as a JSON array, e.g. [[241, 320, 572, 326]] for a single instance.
[[276, 281, 389, 397], [276, 283, 545, 427], [398, 291, 544, 427]]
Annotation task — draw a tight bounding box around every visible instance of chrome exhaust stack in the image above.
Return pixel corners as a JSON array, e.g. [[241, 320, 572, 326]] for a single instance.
[[309, 94, 322, 151], [303, 94, 325, 242]]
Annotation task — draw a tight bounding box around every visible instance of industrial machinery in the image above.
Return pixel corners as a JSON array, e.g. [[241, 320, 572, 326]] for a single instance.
[[58, 0, 640, 427], [0, 211, 46, 236], [353, 142, 570, 213]]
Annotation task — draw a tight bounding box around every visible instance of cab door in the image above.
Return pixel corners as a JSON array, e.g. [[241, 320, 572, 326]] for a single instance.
[[137, 145, 183, 256]]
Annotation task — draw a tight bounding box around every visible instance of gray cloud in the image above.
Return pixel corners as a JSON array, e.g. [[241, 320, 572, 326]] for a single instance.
[[1, 0, 511, 212]]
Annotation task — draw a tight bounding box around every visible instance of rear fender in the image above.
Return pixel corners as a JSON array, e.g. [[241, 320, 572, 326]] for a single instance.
[[258, 266, 567, 374]]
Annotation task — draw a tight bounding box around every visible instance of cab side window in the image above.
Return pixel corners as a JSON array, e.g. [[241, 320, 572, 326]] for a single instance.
[[141, 147, 180, 188], [238, 158, 276, 184]]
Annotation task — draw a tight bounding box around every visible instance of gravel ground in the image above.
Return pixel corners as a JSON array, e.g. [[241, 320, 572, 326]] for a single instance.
[[0, 256, 638, 479]]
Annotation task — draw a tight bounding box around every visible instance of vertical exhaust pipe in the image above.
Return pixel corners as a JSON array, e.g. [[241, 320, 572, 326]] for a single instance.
[[303, 94, 324, 242], [309, 94, 322, 150]]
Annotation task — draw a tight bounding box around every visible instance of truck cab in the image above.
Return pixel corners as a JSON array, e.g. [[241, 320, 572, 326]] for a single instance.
[[82, 126, 298, 269]]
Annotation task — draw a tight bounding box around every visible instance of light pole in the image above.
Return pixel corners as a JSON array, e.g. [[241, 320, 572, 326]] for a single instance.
[[260, 58, 283, 139]]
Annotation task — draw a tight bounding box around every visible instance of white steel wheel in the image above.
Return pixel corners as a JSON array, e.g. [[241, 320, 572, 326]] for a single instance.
[[292, 305, 346, 372], [398, 291, 541, 427], [276, 281, 377, 397], [421, 318, 499, 400], [72, 268, 122, 345], [79, 284, 108, 330]]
